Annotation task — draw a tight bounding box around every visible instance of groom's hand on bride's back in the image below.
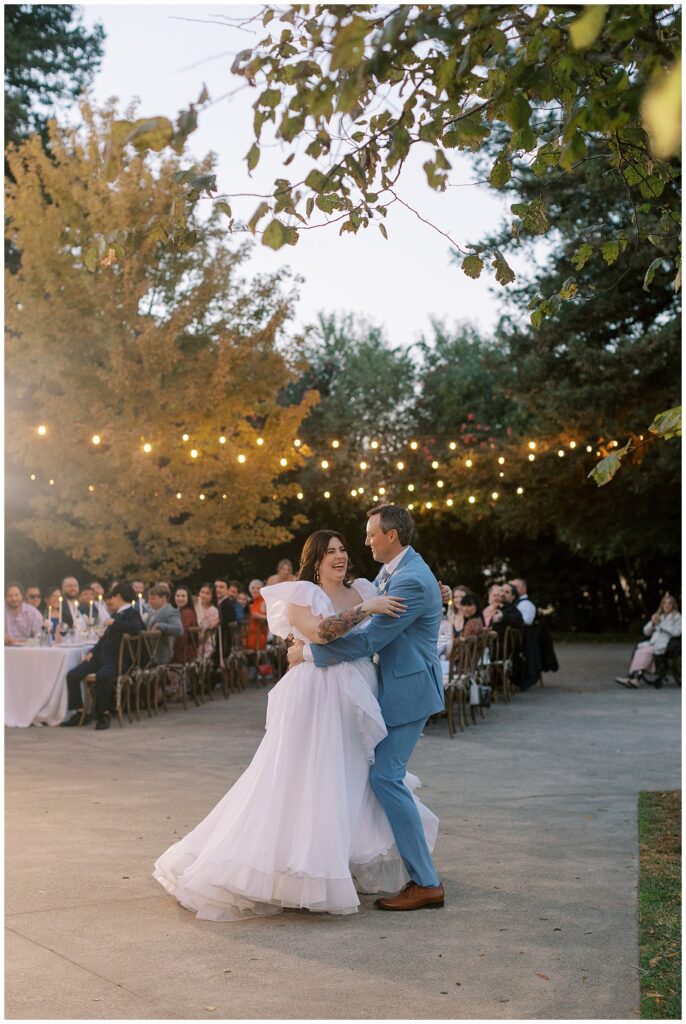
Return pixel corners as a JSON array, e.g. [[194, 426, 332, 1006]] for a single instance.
[[287, 638, 305, 668]]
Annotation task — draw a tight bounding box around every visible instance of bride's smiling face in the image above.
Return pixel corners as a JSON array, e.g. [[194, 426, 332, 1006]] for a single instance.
[[317, 537, 349, 586]]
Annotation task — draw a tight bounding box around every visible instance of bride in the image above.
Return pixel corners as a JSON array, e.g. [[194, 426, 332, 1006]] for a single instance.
[[153, 529, 438, 921]]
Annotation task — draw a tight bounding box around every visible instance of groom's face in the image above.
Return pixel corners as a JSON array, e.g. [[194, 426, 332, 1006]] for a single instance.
[[366, 515, 396, 563]]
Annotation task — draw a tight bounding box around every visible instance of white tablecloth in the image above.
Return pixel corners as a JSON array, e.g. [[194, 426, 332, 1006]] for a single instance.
[[4, 645, 92, 727]]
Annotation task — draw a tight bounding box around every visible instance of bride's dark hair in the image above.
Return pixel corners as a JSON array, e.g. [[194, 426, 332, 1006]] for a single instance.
[[297, 530, 355, 588]]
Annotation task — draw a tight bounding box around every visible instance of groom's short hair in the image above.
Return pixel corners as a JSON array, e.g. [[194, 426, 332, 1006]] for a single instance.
[[367, 504, 414, 546]]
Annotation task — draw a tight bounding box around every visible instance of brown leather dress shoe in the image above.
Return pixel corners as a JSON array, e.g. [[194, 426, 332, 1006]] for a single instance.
[[375, 881, 445, 911]]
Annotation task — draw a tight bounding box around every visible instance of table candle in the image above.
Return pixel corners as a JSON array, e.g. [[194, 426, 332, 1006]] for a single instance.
[[89, 600, 94, 617], [58, 596, 63, 624]]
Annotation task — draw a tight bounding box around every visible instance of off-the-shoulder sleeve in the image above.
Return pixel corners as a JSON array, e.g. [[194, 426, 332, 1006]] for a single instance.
[[261, 581, 332, 640], [352, 577, 377, 601]]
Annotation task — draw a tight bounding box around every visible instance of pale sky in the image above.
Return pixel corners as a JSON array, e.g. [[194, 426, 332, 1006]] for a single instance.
[[81, 2, 526, 347]]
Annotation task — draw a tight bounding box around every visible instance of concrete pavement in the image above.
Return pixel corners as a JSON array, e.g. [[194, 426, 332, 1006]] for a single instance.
[[5, 643, 681, 1019]]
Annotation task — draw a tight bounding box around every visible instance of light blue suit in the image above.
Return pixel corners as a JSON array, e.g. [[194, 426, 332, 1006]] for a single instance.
[[311, 546, 444, 887]]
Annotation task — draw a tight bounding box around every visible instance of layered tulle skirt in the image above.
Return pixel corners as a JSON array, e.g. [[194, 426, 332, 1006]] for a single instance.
[[153, 657, 438, 920]]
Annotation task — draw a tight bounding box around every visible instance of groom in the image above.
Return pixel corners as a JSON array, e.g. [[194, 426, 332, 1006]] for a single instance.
[[288, 504, 446, 911]]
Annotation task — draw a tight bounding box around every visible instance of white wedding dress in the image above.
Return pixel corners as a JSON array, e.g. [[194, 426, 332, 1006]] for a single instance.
[[153, 578, 438, 920]]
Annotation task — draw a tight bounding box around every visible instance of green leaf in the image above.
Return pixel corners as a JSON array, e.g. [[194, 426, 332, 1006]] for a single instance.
[[84, 247, 98, 273], [489, 157, 511, 188], [247, 143, 260, 173], [247, 202, 270, 234], [125, 116, 174, 152], [643, 257, 664, 292], [588, 442, 630, 487], [330, 15, 370, 72], [648, 405, 682, 440], [530, 308, 543, 329], [262, 219, 287, 250], [572, 243, 593, 270], [461, 254, 484, 279], [306, 197, 315, 218], [443, 117, 489, 152], [492, 250, 515, 286], [559, 276, 577, 299], [305, 169, 331, 193], [504, 93, 532, 130], [560, 130, 587, 171], [379, 223, 388, 240], [214, 200, 232, 219], [258, 88, 282, 108], [601, 241, 620, 265], [570, 5, 608, 50]]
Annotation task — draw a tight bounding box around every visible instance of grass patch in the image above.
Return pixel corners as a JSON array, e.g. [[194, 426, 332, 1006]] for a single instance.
[[638, 790, 681, 1019]]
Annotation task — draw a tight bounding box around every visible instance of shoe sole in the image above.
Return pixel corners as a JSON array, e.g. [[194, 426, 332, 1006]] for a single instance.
[[376, 901, 445, 911]]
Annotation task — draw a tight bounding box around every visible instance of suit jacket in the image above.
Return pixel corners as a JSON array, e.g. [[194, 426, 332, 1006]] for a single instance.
[[311, 546, 445, 727], [146, 604, 184, 665], [90, 605, 143, 668]]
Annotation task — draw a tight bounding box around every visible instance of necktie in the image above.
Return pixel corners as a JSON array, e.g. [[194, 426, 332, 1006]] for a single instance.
[[378, 568, 391, 593]]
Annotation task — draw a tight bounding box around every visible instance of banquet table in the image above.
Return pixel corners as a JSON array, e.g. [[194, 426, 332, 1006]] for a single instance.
[[4, 644, 94, 727]]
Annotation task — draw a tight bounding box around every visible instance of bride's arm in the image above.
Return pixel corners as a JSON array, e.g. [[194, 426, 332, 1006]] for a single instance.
[[287, 595, 406, 644]]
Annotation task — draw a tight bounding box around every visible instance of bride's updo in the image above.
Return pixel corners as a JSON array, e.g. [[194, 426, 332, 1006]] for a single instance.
[[297, 530, 355, 587]]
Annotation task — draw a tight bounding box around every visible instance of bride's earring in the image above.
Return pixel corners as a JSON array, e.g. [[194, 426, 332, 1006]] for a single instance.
[[313, 564, 320, 585]]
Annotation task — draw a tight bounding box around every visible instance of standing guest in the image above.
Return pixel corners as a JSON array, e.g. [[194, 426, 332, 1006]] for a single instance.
[[62, 582, 143, 730], [25, 585, 42, 611], [616, 594, 682, 688], [460, 593, 485, 638], [227, 580, 244, 625], [509, 578, 537, 625], [266, 558, 296, 586], [195, 583, 220, 658], [245, 579, 269, 653], [147, 584, 184, 664], [482, 584, 503, 628], [5, 582, 43, 644], [171, 586, 198, 664]]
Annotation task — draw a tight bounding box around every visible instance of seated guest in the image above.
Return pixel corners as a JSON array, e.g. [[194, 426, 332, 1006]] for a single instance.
[[59, 576, 83, 629], [450, 585, 468, 636], [616, 594, 682, 688], [131, 579, 149, 620], [491, 584, 525, 638], [43, 587, 63, 636], [460, 593, 485, 638], [237, 589, 250, 613], [25, 584, 42, 611], [171, 585, 198, 664], [5, 582, 43, 644], [482, 584, 503, 628], [509, 578, 537, 625], [266, 558, 296, 586], [245, 579, 269, 653], [90, 581, 108, 622], [78, 585, 100, 622], [195, 583, 220, 658], [146, 584, 184, 664], [62, 582, 143, 730], [215, 578, 237, 659]]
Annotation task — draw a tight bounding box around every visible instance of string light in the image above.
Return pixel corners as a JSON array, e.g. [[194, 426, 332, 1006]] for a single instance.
[[199, 494, 205, 500], [294, 438, 302, 447], [372, 495, 379, 502], [468, 495, 476, 504], [528, 441, 536, 450], [528, 453, 535, 461], [449, 441, 457, 450], [280, 457, 288, 467], [88, 485, 95, 492], [324, 490, 331, 499], [446, 498, 454, 507], [49, 479, 54, 485], [222, 494, 227, 500], [351, 489, 358, 497], [569, 441, 577, 449], [378, 487, 386, 495], [410, 441, 418, 450], [426, 501, 433, 509], [176, 492, 182, 499], [256, 436, 264, 446], [437, 480, 444, 488], [431, 460, 439, 469], [190, 448, 198, 458], [408, 503, 414, 510], [465, 459, 473, 468], [360, 461, 368, 470], [370, 440, 379, 449], [37, 425, 47, 436], [92, 435, 101, 445], [491, 491, 499, 500], [407, 483, 415, 491], [499, 471, 504, 478], [321, 459, 329, 469], [557, 449, 565, 457], [498, 456, 505, 465], [182, 434, 189, 442], [331, 440, 340, 448], [396, 460, 405, 470], [237, 454, 246, 463], [30, 474, 36, 481], [297, 491, 304, 500], [517, 486, 524, 495], [143, 443, 152, 453], [586, 445, 593, 453], [358, 486, 365, 493], [219, 435, 226, 444]]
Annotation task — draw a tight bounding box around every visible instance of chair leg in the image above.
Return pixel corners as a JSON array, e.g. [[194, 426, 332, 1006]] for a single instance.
[[445, 688, 455, 738]]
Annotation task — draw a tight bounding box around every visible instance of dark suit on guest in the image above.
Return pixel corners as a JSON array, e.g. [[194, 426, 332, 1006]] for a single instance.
[[216, 597, 237, 660], [66, 604, 143, 715]]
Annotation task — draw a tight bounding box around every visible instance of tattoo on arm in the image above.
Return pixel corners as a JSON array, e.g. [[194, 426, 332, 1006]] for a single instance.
[[317, 606, 367, 642]]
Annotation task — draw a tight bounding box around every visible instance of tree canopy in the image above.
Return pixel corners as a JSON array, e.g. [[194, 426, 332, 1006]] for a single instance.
[[5, 105, 316, 577]]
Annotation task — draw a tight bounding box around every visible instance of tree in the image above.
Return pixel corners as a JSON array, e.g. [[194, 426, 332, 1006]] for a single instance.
[[5, 5, 105, 147], [5, 104, 317, 578]]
